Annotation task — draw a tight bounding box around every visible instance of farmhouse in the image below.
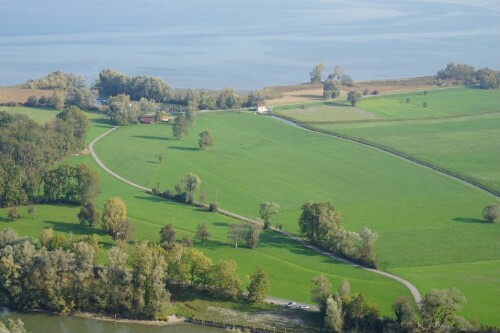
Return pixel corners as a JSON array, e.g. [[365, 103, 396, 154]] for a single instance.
[[257, 105, 270, 115], [160, 115, 170, 122], [138, 114, 156, 124]]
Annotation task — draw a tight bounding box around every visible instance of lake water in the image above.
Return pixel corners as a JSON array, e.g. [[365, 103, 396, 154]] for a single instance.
[[0, 0, 498, 89], [0, 309, 223, 333]]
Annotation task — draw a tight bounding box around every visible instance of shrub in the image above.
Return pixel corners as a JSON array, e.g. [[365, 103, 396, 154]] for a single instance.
[[7, 207, 21, 221], [372, 90, 380, 95], [209, 202, 218, 212], [483, 204, 500, 223]]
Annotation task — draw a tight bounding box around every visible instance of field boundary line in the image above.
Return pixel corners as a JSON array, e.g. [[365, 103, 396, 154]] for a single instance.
[[297, 110, 500, 125], [89, 125, 423, 307], [271, 115, 500, 199]]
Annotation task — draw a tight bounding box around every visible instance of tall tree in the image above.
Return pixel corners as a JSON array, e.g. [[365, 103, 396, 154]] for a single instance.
[[101, 197, 127, 238], [245, 224, 262, 249], [310, 63, 326, 83], [198, 130, 214, 150], [172, 113, 189, 140], [78, 201, 100, 227], [107, 94, 138, 125], [216, 88, 241, 110], [325, 296, 344, 333], [347, 91, 363, 106], [392, 296, 414, 329], [421, 288, 467, 332], [195, 223, 210, 245], [181, 172, 201, 203], [299, 201, 342, 246], [259, 202, 280, 229], [184, 248, 212, 286], [159, 224, 176, 246], [311, 274, 331, 314], [227, 223, 246, 248], [247, 266, 269, 303], [208, 260, 241, 299]]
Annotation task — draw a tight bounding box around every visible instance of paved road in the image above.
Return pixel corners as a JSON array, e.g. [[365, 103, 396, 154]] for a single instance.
[[90, 126, 422, 307]]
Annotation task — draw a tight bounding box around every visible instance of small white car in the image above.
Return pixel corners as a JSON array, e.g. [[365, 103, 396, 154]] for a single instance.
[[300, 305, 310, 309], [285, 301, 296, 308]]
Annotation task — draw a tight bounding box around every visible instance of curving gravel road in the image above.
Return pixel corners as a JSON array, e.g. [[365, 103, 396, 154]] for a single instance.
[[89, 126, 422, 307]]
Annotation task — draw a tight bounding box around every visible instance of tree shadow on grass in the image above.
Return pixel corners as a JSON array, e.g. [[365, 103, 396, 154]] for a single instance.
[[453, 217, 487, 224], [44, 220, 107, 236], [134, 195, 165, 203], [132, 135, 170, 141], [0, 217, 11, 223], [213, 222, 229, 227], [168, 146, 199, 151]]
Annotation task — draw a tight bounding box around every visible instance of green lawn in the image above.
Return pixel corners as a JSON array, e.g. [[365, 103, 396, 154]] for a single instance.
[[92, 111, 500, 324], [0, 106, 61, 123], [2, 107, 499, 325], [0, 110, 413, 317], [273, 87, 500, 122], [316, 113, 500, 192]]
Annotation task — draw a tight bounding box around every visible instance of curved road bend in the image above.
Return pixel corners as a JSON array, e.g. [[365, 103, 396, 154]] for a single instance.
[[90, 126, 422, 306]]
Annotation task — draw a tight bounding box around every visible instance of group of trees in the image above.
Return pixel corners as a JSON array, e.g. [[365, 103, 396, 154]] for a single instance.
[[107, 94, 161, 126], [183, 87, 247, 110], [437, 63, 500, 89], [309, 63, 356, 100], [0, 229, 171, 320], [299, 201, 378, 267], [313, 275, 472, 333], [95, 69, 173, 103], [25, 71, 98, 110], [227, 223, 262, 249], [160, 230, 268, 301], [0, 107, 91, 207]]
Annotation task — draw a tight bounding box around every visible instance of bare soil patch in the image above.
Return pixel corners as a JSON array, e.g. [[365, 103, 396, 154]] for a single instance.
[[0, 86, 54, 104]]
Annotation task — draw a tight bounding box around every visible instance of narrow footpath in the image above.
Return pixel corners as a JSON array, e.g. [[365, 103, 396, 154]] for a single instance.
[[89, 126, 423, 306]]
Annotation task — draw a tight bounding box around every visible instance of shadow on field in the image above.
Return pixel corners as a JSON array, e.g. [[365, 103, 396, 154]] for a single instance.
[[213, 222, 229, 227], [0, 217, 11, 223], [134, 195, 164, 203], [168, 146, 199, 151], [44, 220, 107, 236], [91, 118, 113, 127], [453, 217, 487, 223], [133, 135, 170, 141]]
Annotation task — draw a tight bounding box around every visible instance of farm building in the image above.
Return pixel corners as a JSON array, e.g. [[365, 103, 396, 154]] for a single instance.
[[138, 114, 156, 124], [257, 105, 270, 115], [160, 115, 170, 122]]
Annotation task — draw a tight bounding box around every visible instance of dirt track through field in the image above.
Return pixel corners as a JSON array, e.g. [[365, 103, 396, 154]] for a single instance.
[[89, 126, 423, 307]]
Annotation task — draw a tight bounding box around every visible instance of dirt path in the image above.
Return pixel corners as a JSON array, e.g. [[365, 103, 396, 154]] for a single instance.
[[90, 126, 422, 307]]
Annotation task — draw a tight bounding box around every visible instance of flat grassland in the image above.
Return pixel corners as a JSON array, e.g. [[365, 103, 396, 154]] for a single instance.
[[0, 106, 61, 123], [0, 109, 412, 317], [93, 111, 500, 325], [273, 87, 500, 122], [316, 113, 500, 192]]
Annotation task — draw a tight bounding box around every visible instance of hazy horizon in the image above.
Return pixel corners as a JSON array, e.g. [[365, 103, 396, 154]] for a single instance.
[[0, 0, 499, 89]]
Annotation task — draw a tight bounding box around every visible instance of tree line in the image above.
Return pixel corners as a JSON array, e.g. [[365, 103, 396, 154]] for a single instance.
[[299, 201, 378, 267], [0, 107, 93, 207], [0, 228, 270, 320], [310, 275, 496, 333], [437, 63, 500, 89]]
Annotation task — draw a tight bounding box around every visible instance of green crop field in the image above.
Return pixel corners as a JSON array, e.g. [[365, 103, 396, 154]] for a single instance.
[[315, 113, 500, 192], [274, 87, 500, 122], [0, 111, 413, 317], [0, 106, 61, 123], [91, 111, 500, 324]]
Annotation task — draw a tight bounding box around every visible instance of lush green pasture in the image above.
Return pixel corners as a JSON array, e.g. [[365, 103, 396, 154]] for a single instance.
[[316, 113, 500, 192], [0, 106, 60, 123], [92, 111, 500, 324], [273, 87, 500, 122], [392, 260, 500, 325], [0, 156, 411, 317], [0, 110, 413, 316]]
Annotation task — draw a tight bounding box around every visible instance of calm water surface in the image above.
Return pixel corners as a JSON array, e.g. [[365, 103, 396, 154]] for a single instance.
[[0, 310, 223, 333], [0, 0, 499, 89]]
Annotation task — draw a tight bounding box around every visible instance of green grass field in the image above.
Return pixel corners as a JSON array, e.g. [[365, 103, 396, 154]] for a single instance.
[[316, 113, 500, 192], [2, 102, 500, 324], [0, 106, 61, 123], [91, 111, 500, 324], [0, 111, 413, 317], [274, 87, 500, 122]]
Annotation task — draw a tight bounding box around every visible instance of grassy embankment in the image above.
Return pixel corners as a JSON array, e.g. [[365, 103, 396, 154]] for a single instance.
[[92, 107, 499, 325], [0, 107, 411, 319]]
